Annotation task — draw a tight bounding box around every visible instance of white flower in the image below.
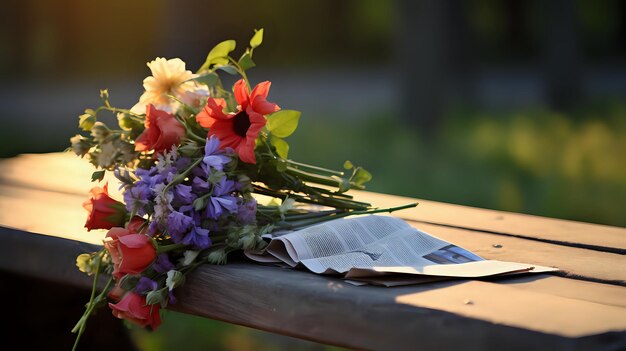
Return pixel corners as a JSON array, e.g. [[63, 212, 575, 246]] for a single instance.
[[131, 57, 208, 114]]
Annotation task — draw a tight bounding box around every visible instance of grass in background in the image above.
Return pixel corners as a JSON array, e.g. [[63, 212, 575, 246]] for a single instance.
[[287, 102, 626, 227], [130, 311, 345, 351]]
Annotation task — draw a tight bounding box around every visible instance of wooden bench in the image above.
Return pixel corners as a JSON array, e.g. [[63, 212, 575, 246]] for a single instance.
[[1, 152, 625, 350]]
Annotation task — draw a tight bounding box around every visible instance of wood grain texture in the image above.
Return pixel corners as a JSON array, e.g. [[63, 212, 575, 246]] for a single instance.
[[410, 222, 626, 286], [2, 152, 626, 350], [2, 181, 623, 286], [2, 226, 625, 350], [351, 190, 626, 253]]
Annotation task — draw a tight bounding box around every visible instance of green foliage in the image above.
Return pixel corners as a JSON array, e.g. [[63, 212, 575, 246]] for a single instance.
[[198, 40, 237, 72], [238, 52, 256, 71], [192, 72, 219, 86], [250, 28, 264, 49], [91, 170, 105, 182], [267, 110, 301, 138], [286, 104, 626, 227], [270, 137, 290, 158]]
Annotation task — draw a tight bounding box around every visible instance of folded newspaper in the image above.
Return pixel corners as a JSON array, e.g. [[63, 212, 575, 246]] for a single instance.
[[246, 215, 558, 286]]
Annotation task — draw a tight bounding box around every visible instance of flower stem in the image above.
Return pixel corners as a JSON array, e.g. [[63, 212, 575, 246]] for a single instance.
[[162, 158, 203, 194], [71, 249, 107, 351], [275, 202, 418, 230], [285, 159, 344, 177], [157, 243, 187, 254]]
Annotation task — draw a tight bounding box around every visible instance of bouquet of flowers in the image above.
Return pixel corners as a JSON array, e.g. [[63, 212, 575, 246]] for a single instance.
[[69, 29, 415, 350]]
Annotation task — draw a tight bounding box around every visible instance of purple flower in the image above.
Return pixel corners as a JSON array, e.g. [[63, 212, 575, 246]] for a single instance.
[[213, 177, 236, 196], [174, 156, 191, 170], [168, 211, 194, 242], [206, 196, 238, 219], [173, 184, 196, 205], [181, 226, 211, 249], [237, 198, 257, 224], [123, 183, 152, 216], [168, 290, 177, 304], [153, 254, 175, 273], [205, 177, 238, 219], [135, 277, 158, 294], [192, 176, 210, 193], [203, 135, 231, 172], [136, 167, 167, 188]]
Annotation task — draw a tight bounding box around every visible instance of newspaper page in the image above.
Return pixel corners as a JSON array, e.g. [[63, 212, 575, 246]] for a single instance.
[[247, 215, 557, 284]]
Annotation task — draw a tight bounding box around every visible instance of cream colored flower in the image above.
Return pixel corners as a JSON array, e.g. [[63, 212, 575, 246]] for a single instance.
[[131, 57, 208, 114]]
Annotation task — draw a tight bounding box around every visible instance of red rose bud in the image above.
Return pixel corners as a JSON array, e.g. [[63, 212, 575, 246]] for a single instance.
[[104, 228, 157, 279], [135, 104, 185, 154], [107, 280, 126, 302], [83, 183, 127, 231], [127, 216, 148, 234], [109, 292, 162, 330]]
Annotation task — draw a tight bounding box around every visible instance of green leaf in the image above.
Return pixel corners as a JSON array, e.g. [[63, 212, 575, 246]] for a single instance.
[[343, 160, 354, 170], [250, 28, 264, 49], [238, 52, 256, 71], [193, 73, 219, 86], [351, 167, 372, 186], [91, 170, 105, 182], [270, 137, 289, 159], [266, 110, 301, 138], [206, 40, 236, 65], [215, 65, 238, 75]]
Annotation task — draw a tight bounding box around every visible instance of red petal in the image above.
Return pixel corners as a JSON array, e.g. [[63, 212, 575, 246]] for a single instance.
[[251, 96, 280, 115], [233, 79, 250, 110], [236, 142, 256, 164], [197, 98, 229, 128], [250, 81, 271, 101], [106, 227, 132, 240]]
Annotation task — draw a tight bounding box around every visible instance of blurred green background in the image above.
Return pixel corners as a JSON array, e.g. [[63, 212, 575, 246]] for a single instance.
[[1, 0, 625, 350]]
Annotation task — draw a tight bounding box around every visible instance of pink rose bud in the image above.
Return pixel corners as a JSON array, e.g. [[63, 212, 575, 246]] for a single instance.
[[104, 228, 156, 279], [109, 292, 162, 330]]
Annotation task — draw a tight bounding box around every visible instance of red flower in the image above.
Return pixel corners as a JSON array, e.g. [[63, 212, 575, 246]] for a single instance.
[[196, 79, 279, 163], [109, 292, 162, 330], [135, 104, 185, 154], [104, 227, 157, 279], [83, 183, 127, 231], [107, 280, 126, 302], [127, 216, 148, 234]]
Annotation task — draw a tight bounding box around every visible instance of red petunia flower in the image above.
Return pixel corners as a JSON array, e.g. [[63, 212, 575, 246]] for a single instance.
[[196, 79, 280, 164]]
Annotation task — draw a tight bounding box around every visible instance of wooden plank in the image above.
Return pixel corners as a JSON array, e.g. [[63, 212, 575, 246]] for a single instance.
[[494, 274, 626, 308], [176, 264, 626, 350], [1, 174, 625, 286], [1, 226, 625, 351], [410, 221, 626, 286], [0, 184, 103, 245], [3, 153, 625, 253], [352, 190, 626, 253]]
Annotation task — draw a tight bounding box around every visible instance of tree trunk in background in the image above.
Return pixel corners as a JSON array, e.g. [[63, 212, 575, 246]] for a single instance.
[[395, 0, 473, 137], [542, 0, 583, 110]]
